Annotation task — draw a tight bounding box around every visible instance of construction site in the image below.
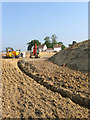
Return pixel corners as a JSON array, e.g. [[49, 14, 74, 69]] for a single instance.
[[0, 40, 89, 119]]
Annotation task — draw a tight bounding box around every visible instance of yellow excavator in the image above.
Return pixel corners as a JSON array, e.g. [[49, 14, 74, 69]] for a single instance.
[[6, 47, 20, 58]]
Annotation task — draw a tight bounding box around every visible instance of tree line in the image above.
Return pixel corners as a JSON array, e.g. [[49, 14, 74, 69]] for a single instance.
[[27, 34, 77, 51]]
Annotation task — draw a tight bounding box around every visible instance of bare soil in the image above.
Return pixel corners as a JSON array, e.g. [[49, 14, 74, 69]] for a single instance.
[[1, 58, 88, 119], [49, 40, 88, 72], [18, 59, 88, 97]]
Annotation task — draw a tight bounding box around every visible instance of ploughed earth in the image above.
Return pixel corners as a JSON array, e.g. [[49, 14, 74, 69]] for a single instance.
[[1, 58, 89, 119]]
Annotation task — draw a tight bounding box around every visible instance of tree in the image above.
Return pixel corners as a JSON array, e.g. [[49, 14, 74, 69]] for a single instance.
[[68, 41, 77, 47], [57, 42, 63, 45], [68, 44, 72, 47], [61, 45, 66, 50], [44, 36, 51, 48], [27, 39, 41, 51], [51, 34, 57, 47], [72, 41, 77, 45]]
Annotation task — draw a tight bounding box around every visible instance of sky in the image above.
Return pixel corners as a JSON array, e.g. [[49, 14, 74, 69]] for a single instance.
[[2, 2, 88, 51]]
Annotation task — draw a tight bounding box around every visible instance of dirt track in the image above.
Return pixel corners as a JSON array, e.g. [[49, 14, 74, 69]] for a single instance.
[[2, 59, 88, 118]]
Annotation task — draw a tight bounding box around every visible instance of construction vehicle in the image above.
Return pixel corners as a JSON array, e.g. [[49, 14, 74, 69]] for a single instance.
[[6, 47, 20, 58], [30, 43, 39, 58]]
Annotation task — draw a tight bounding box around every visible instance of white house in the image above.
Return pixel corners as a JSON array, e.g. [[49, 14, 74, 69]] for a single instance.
[[45, 48, 54, 52], [22, 51, 26, 57], [38, 44, 47, 52], [53, 45, 62, 52]]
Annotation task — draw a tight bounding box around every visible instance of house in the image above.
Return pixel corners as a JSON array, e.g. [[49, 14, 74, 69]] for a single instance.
[[37, 44, 47, 52], [53, 45, 62, 52], [22, 51, 26, 57], [45, 48, 54, 52]]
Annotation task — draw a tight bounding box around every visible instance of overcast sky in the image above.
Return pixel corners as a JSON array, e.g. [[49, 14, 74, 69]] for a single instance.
[[2, 2, 88, 51]]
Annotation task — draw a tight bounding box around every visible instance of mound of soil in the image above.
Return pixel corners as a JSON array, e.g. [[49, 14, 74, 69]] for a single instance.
[[49, 40, 89, 72]]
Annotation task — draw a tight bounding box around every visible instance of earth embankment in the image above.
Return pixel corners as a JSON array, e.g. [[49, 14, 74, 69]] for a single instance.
[[49, 40, 88, 72]]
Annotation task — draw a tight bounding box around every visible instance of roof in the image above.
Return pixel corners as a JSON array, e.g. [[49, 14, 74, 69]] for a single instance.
[[53, 45, 61, 48], [46, 48, 53, 50], [38, 44, 46, 48]]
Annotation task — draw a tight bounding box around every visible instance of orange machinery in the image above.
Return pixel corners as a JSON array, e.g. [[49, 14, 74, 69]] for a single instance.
[[30, 43, 39, 58]]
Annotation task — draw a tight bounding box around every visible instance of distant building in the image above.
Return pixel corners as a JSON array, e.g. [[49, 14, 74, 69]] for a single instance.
[[53, 45, 62, 52], [22, 51, 26, 57], [45, 48, 54, 52], [37, 44, 47, 52]]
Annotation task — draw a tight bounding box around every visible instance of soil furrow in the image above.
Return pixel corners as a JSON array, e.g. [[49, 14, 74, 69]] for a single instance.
[[18, 60, 89, 109], [2, 59, 88, 118]]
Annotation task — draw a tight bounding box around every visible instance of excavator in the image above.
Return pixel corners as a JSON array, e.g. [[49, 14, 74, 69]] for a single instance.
[[6, 47, 20, 58], [30, 43, 39, 58]]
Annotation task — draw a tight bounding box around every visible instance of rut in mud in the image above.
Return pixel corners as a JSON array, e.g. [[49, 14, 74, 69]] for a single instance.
[[2, 59, 88, 118]]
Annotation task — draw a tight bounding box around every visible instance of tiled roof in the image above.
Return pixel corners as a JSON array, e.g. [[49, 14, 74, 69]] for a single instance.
[[53, 45, 61, 48], [46, 48, 53, 50], [38, 44, 45, 48]]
